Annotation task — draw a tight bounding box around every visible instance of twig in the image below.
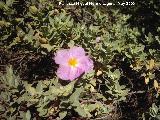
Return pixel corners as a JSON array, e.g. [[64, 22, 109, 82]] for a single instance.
[[128, 90, 146, 94]]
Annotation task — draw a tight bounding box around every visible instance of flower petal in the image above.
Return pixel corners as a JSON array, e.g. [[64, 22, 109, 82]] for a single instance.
[[56, 65, 71, 80], [54, 49, 70, 65], [78, 56, 94, 73], [68, 67, 84, 80], [69, 46, 85, 57], [56, 65, 83, 81]]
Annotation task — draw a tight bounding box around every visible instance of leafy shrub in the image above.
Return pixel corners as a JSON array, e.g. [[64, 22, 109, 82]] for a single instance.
[[0, 0, 160, 119]]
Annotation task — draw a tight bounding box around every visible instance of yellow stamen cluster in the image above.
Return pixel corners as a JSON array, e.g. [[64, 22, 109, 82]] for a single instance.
[[68, 57, 78, 67]]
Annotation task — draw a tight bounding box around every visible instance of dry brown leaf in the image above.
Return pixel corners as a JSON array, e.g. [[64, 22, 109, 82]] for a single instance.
[[154, 80, 159, 90], [96, 70, 102, 76], [149, 59, 154, 70], [39, 38, 48, 44], [145, 77, 149, 84]]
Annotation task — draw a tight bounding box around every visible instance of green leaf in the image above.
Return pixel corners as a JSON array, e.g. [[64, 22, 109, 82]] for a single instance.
[[68, 40, 75, 48], [36, 81, 43, 94], [75, 106, 88, 117], [62, 80, 76, 96], [69, 87, 90, 117], [58, 111, 67, 120], [114, 69, 121, 79], [125, 52, 132, 58], [25, 110, 31, 120], [37, 107, 48, 116], [25, 83, 37, 96], [86, 104, 98, 112], [70, 87, 83, 104], [108, 69, 121, 80], [0, 65, 19, 88], [6, 0, 15, 7], [41, 44, 55, 52], [23, 29, 34, 43], [29, 6, 38, 14], [0, 1, 5, 9]]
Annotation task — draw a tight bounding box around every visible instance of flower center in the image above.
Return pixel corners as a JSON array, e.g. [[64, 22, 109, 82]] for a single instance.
[[68, 57, 78, 67]]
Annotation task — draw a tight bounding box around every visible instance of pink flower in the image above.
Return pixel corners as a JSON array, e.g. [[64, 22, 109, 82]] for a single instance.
[[54, 46, 93, 81], [96, 37, 101, 43]]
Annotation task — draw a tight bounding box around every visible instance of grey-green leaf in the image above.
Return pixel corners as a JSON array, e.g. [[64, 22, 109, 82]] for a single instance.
[[25, 110, 31, 120]]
